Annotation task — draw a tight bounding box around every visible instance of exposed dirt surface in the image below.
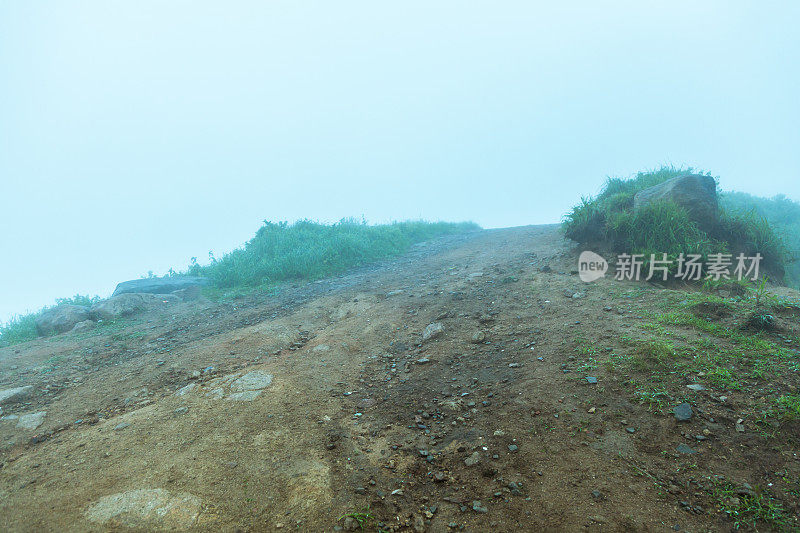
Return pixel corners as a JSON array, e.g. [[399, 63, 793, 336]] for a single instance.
[[1, 225, 799, 532]]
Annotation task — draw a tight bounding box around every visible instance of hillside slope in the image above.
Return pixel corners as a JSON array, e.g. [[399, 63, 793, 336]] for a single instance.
[[0, 225, 798, 532]]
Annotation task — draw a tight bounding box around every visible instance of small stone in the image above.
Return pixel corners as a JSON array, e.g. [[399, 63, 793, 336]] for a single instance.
[[472, 500, 488, 513], [591, 490, 603, 500], [588, 407, 596, 414], [464, 451, 481, 466], [673, 402, 693, 422], [113, 422, 130, 431], [626, 427, 635, 434], [354, 487, 366, 495], [735, 419, 745, 433], [507, 444, 518, 452], [16, 411, 46, 430], [585, 376, 598, 384], [422, 322, 444, 342], [174, 407, 188, 415], [686, 384, 705, 392], [676, 443, 696, 454], [416, 358, 430, 364], [470, 331, 486, 344]]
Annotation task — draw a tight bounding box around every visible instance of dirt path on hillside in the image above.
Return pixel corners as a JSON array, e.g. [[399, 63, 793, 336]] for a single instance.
[[0, 225, 797, 532]]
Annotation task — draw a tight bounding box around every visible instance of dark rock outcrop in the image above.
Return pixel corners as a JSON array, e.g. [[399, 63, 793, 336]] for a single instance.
[[35, 304, 91, 336], [91, 293, 180, 321], [633, 174, 717, 222], [111, 276, 209, 297]]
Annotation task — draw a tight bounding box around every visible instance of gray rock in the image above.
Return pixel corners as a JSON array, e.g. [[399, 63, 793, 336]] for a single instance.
[[16, 411, 46, 430], [71, 319, 96, 332], [229, 371, 273, 392], [113, 422, 130, 431], [174, 383, 198, 396], [91, 293, 180, 321], [585, 376, 598, 384], [85, 488, 202, 529], [470, 330, 486, 344], [0, 385, 32, 405], [673, 402, 693, 422], [464, 451, 481, 466], [686, 383, 706, 392], [111, 276, 209, 297], [422, 322, 444, 342], [35, 304, 90, 336], [676, 443, 697, 454], [472, 500, 488, 513], [633, 174, 718, 222], [170, 285, 203, 301]]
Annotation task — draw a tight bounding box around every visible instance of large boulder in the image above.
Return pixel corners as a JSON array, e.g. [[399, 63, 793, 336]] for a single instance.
[[633, 174, 718, 222], [111, 276, 209, 297], [91, 293, 180, 321], [35, 304, 91, 336]]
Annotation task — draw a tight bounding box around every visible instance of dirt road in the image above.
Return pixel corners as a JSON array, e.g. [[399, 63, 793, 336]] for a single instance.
[[1, 225, 797, 532]]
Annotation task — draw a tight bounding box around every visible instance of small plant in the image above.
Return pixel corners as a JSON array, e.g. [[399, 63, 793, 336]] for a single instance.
[[338, 506, 374, 530]]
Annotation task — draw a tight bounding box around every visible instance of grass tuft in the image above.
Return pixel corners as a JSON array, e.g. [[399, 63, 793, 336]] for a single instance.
[[189, 218, 479, 291]]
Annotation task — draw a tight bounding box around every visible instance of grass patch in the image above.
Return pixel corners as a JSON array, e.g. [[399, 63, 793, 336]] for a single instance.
[[563, 166, 787, 279], [189, 219, 479, 291], [711, 481, 793, 531], [1, 219, 478, 344], [774, 395, 800, 420]]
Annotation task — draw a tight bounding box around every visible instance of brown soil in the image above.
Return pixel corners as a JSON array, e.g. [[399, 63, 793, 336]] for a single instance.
[[0, 225, 798, 532]]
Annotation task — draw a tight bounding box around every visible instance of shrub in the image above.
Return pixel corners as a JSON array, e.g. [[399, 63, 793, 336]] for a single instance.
[[563, 166, 787, 279], [721, 192, 800, 288]]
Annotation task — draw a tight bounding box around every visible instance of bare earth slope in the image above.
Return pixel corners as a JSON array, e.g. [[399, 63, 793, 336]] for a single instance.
[[1, 225, 798, 532]]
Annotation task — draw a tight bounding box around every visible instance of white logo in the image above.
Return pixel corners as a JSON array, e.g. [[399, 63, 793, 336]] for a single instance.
[[579, 251, 608, 282]]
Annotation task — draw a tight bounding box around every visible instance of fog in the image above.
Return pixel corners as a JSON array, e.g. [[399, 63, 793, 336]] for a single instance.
[[1, 1, 798, 322]]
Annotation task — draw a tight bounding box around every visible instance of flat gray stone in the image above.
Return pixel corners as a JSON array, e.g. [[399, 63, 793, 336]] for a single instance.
[[686, 384, 706, 392], [174, 383, 198, 396], [85, 488, 202, 529], [0, 385, 32, 404], [226, 390, 263, 401], [16, 411, 46, 430], [674, 402, 693, 421], [229, 371, 273, 393]]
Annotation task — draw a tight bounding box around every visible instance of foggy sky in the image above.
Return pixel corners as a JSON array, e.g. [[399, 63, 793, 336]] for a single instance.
[[1, 1, 799, 322]]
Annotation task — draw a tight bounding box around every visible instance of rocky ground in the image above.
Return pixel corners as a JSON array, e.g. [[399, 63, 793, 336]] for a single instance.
[[0, 225, 798, 532]]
